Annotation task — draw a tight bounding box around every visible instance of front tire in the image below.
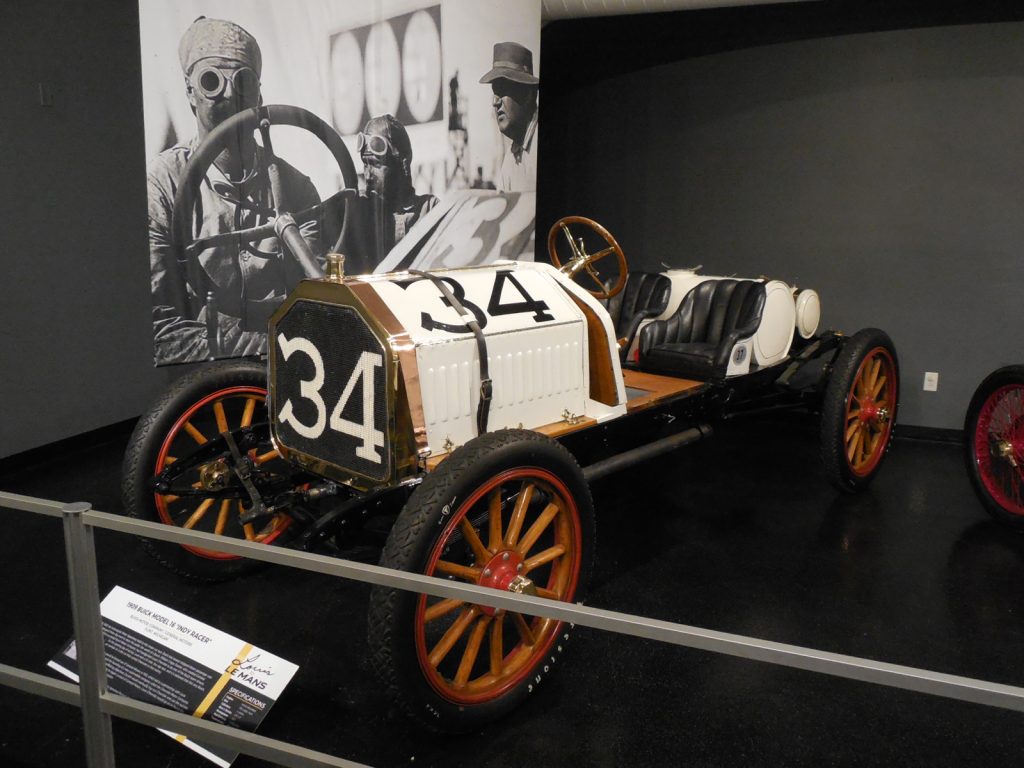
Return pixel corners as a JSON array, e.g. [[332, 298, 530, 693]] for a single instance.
[[121, 359, 298, 580], [367, 429, 595, 732], [964, 365, 1024, 529], [820, 328, 899, 492]]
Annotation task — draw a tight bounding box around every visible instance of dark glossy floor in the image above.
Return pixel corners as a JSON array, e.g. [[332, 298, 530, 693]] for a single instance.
[[2, 416, 1023, 767]]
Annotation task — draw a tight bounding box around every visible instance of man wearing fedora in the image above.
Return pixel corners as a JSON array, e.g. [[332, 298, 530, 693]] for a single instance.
[[480, 41, 539, 192]]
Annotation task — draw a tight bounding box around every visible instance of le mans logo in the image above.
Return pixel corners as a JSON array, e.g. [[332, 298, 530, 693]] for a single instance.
[[226, 654, 273, 691]]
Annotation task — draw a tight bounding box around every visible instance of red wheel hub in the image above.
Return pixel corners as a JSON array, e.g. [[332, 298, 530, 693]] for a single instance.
[[476, 550, 525, 616], [859, 400, 879, 423], [859, 398, 889, 425], [994, 416, 1024, 465]]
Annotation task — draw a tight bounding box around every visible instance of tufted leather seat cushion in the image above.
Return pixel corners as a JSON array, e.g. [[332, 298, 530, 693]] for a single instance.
[[604, 272, 672, 362], [638, 279, 766, 380]]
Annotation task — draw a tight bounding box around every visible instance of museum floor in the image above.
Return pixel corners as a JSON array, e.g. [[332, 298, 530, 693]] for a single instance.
[[1, 414, 1023, 767]]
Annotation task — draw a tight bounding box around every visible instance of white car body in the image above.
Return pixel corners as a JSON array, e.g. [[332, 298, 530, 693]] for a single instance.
[[269, 258, 822, 479], [359, 261, 627, 452]]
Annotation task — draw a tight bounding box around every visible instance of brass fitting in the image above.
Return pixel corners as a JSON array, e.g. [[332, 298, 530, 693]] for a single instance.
[[506, 574, 537, 597], [199, 459, 231, 491], [325, 253, 346, 282]]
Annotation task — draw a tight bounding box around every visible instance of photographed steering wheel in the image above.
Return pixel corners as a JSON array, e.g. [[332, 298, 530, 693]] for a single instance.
[[170, 104, 358, 294], [547, 216, 629, 300]]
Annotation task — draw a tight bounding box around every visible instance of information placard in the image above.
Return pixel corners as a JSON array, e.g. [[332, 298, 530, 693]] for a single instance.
[[49, 586, 298, 767]]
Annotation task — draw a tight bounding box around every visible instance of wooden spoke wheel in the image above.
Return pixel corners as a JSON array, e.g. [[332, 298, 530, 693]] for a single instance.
[[416, 467, 579, 702], [121, 359, 301, 580], [547, 215, 628, 299], [153, 387, 291, 559], [820, 328, 899, 492], [368, 429, 594, 732], [964, 365, 1024, 528], [842, 348, 897, 475]]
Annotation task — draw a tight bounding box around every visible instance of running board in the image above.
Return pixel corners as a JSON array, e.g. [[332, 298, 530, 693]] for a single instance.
[[583, 424, 712, 483]]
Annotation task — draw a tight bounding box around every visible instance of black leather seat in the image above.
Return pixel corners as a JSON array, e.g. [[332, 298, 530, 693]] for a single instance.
[[604, 272, 672, 362], [638, 279, 766, 380]]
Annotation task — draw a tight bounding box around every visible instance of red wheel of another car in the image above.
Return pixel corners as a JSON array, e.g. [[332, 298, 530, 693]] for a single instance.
[[964, 365, 1024, 528], [368, 429, 595, 732]]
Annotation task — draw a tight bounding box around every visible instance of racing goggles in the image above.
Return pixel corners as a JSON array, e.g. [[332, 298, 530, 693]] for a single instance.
[[193, 65, 260, 101], [356, 132, 396, 159]]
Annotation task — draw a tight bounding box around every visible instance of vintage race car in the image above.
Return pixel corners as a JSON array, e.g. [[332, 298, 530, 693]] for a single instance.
[[123, 107, 900, 733]]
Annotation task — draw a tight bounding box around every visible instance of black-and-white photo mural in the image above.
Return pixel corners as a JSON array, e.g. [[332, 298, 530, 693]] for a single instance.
[[140, 0, 541, 365]]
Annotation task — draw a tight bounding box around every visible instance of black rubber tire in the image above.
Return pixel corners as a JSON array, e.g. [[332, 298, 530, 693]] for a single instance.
[[121, 358, 295, 580], [963, 365, 1024, 529], [820, 328, 899, 493], [367, 429, 595, 733]]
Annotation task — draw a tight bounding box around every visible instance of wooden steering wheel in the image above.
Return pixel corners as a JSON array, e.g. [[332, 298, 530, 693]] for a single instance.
[[547, 216, 628, 300]]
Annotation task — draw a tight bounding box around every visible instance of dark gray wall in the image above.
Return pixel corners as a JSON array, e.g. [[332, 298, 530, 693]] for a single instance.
[[3, 3, 1022, 461], [541, 22, 1024, 430], [0, 0, 177, 459]]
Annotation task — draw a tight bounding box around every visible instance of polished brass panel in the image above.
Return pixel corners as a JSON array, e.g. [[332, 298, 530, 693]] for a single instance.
[[348, 281, 429, 460]]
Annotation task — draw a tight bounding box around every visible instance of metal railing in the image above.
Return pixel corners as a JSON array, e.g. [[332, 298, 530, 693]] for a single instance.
[[3, 488, 1024, 767]]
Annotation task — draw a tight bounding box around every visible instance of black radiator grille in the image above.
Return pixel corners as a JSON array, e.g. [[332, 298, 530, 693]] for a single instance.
[[272, 301, 390, 482]]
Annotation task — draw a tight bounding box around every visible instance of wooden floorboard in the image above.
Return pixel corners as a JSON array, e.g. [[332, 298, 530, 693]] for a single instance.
[[622, 368, 706, 411]]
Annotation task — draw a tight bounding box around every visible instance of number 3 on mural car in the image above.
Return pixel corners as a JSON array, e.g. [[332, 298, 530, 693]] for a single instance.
[[276, 332, 384, 463]]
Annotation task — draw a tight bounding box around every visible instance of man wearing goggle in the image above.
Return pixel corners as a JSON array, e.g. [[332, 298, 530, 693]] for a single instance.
[[356, 114, 438, 266], [356, 131, 397, 159], [146, 16, 321, 365], [191, 64, 260, 102]]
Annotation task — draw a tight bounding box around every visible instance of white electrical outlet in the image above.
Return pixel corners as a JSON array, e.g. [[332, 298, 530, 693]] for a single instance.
[[923, 371, 939, 392]]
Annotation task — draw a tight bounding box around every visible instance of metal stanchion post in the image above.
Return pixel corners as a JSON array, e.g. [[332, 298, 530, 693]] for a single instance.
[[62, 501, 116, 768]]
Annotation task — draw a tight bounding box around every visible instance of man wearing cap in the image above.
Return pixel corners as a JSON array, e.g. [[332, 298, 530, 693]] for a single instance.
[[480, 41, 539, 193], [147, 17, 321, 365], [357, 114, 438, 269]]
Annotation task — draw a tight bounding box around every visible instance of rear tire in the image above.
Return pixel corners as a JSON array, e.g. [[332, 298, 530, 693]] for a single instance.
[[121, 359, 298, 580], [367, 429, 595, 732], [964, 365, 1024, 529], [820, 328, 899, 492]]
